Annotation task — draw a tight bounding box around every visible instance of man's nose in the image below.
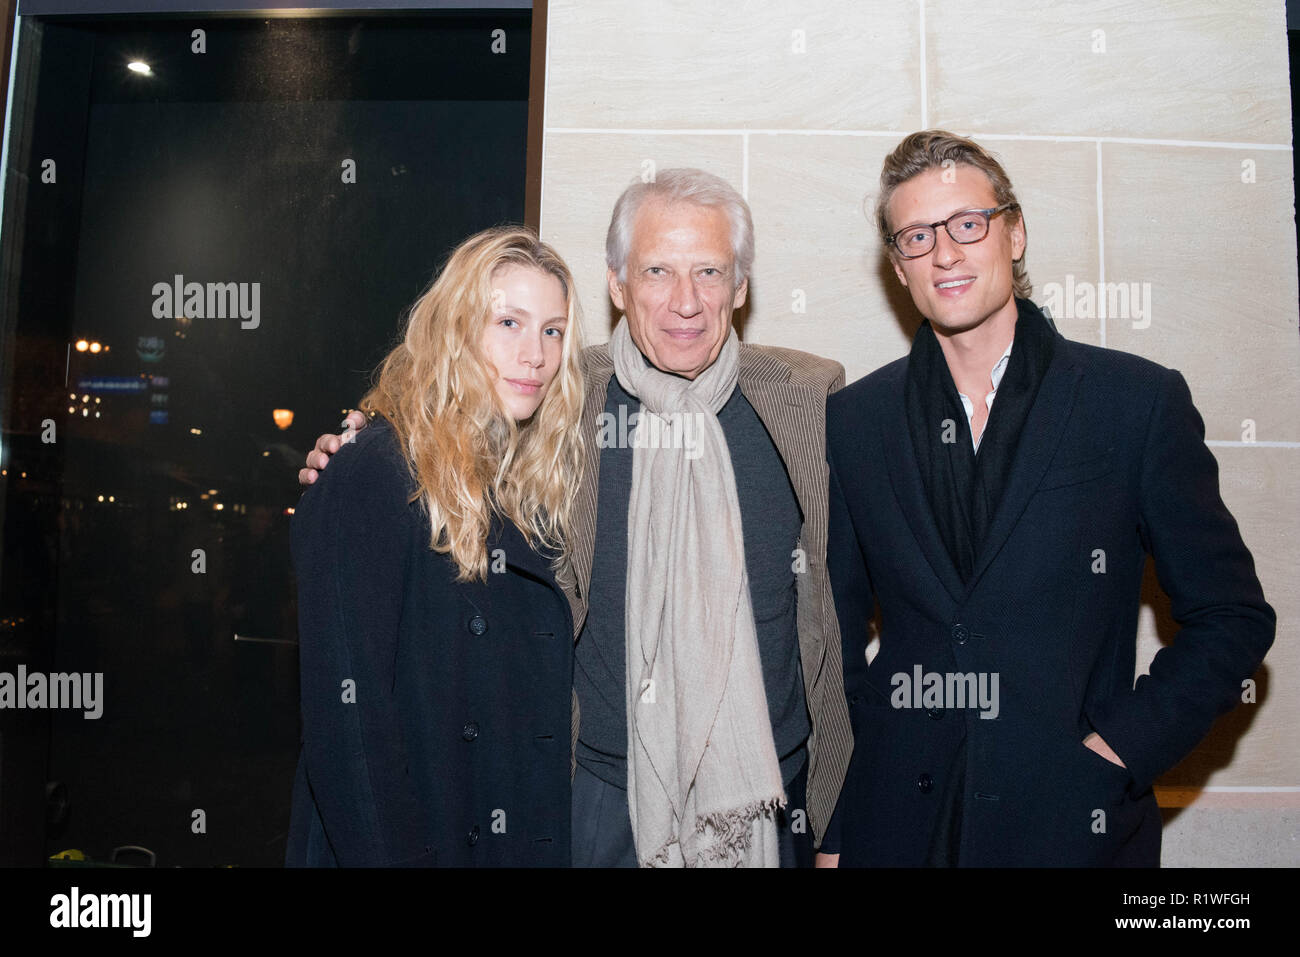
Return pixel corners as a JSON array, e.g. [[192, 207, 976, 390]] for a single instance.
[[668, 272, 703, 316], [932, 228, 965, 268]]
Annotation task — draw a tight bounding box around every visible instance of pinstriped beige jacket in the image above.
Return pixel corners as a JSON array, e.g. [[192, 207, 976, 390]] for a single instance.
[[558, 342, 854, 849]]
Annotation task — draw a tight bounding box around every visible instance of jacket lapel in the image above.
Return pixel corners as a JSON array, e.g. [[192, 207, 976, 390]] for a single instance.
[[879, 360, 967, 605], [737, 347, 820, 532], [736, 345, 833, 687], [560, 345, 615, 638], [964, 340, 1083, 592]]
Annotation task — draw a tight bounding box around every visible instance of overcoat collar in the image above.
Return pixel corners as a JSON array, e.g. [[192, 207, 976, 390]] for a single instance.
[[485, 511, 562, 588]]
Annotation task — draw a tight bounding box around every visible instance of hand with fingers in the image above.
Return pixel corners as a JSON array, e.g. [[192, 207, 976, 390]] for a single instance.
[[299, 410, 369, 486]]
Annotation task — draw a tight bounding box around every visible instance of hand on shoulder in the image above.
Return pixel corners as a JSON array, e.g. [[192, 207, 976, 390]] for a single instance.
[[299, 410, 370, 485]]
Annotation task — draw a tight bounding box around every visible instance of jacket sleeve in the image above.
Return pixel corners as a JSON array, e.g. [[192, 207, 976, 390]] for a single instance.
[[819, 407, 877, 854], [291, 434, 436, 866], [1089, 368, 1275, 792]]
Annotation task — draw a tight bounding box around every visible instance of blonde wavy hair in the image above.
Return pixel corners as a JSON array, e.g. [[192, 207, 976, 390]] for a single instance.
[[360, 225, 586, 581]]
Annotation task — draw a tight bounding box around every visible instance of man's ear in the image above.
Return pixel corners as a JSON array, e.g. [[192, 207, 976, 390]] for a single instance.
[[1010, 212, 1027, 262], [732, 275, 749, 310], [890, 254, 909, 288], [607, 268, 627, 312]]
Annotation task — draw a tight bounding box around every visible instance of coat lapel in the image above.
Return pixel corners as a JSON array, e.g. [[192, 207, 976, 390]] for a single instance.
[[964, 341, 1083, 592], [878, 360, 967, 605], [487, 515, 558, 586]]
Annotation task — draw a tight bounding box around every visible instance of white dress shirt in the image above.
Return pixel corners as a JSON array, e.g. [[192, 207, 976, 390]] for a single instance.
[[957, 340, 1014, 453]]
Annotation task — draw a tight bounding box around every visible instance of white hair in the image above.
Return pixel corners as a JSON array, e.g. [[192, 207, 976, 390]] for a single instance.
[[605, 168, 754, 289]]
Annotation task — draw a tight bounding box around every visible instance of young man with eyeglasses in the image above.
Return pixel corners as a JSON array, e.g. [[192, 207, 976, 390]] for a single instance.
[[821, 130, 1274, 866]]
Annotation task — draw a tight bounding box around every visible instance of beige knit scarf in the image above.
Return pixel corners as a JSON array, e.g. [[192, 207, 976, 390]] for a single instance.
[[610, 317, 784, 868]]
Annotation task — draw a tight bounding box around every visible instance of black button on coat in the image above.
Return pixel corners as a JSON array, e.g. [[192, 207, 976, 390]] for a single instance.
[[284, 418, 573, 866]]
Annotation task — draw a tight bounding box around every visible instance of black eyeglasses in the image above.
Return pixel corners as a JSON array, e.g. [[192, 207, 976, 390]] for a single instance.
[[886, 203, 1020, 259]]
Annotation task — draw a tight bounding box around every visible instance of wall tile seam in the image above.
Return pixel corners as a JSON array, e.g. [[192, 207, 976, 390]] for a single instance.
[[544, 128, 1293, 151]]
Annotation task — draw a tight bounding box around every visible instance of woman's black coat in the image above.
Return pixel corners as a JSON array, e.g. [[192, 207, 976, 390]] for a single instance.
[[284, 418, 573, 866]]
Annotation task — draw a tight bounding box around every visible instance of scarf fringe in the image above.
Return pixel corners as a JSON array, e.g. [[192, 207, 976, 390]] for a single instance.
[[694, 796, 784, 865], [639, 797, 787, 868], [639, 798, 785, 868]]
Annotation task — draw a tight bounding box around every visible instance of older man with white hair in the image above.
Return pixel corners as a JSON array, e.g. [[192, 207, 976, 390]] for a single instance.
[[565, 169, 851, 868]]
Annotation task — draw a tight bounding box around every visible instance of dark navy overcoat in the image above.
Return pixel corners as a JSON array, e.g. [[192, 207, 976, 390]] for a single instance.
[[824, 318, 1274, 866], [285, 417, 573, 867]]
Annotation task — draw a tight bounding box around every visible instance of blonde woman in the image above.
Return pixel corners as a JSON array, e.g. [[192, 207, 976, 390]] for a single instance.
[[285, 226, 585, 867]]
